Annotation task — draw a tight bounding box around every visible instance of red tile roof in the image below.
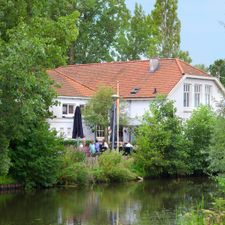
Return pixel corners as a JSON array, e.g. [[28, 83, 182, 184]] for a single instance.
[[48, 58, 209, 98]]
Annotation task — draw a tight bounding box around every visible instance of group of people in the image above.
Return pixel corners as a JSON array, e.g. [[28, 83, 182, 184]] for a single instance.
[[79, 139, 134, 157], [79, 139, 109, 157], [89, 139, 109, 156]]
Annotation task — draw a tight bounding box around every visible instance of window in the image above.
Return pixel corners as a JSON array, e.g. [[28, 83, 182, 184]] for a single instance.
[[69, 105, 74, 114], [184, 84, 191, 107], [62, 104, 67, 114], [96, 125, 105, 139], [194, 84, 201, 107], [205, 85, 211, 105], [62, 104, 75, 115]]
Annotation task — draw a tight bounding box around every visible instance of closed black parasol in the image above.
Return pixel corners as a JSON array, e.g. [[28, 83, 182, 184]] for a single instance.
[[72, 106, 84, 139]]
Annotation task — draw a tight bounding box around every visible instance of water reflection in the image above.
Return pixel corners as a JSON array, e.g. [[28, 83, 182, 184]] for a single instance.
[[0, 178, 217, 225]]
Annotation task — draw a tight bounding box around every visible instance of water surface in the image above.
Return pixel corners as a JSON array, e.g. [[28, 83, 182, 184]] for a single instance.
[[0, 178, 217, 225]]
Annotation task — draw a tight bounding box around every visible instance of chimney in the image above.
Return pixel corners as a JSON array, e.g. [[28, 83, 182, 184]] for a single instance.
[[149, 58, 160, 73]]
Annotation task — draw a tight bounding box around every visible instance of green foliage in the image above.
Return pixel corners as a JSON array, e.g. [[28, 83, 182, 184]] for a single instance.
[[209, 59, 225, 86], [216, 176, 225, 193], [0, 137, 10, 176], [177, 50, 192, 63], [0, 2, 79, 177], [91, 150, 136, 183], [58, 148, 89, 186], [134, 96, 189, 177], [73, 0, 130, 64], [194, 64, 209, 73], [150, 0, 181, 58], [116, 3, 154, 60], [7, 12, 79, 67], [83, 86, 114, 131], [0, 176, 16, 185], [185, 106, 216, 174], [9, 124, 64, 188], [208, 116, 225, 175], [177, 198, 225, 225]]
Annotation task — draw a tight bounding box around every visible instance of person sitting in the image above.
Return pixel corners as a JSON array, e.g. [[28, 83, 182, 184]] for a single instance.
[[100, 139, 108, 152], [124, 141, 133, 155], [95, 139, 100, 154], [89, 140, 96, 156]]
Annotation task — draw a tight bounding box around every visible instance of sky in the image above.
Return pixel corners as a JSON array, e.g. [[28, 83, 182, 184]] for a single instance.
[[125, 0, 225, 66]]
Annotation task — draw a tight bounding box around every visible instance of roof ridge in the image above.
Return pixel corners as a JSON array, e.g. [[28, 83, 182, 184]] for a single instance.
[[54, 69, 96, 92], [65, 60, 149, 67], [62, 58, 178, 68], [175, 58, 185, 75], [177, 58, 209, 76]]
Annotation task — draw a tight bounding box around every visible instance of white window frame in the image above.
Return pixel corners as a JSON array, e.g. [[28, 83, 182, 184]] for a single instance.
[[205, 85, 212, 106], [96, 125, 105, 139], [183, 83, 191, 107], [62, 104, 76, 116], [194, 84, 201, 108]]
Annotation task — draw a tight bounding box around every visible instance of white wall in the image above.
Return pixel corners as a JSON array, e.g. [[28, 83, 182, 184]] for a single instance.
[[127, 100, 151, 125], [168, 76, 224, 119], [48, 77, 224, 140], [48, 96, 151, 140], [48, 97, 94, 140]]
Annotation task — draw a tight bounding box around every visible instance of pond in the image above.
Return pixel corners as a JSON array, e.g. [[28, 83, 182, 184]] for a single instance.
[[0, 178, 218, 225]]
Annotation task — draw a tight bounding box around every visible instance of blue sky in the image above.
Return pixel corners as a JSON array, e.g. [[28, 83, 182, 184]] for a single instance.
[[125, 0, 225, 66]]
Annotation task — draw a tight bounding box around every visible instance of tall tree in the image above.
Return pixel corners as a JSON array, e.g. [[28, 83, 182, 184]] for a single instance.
[[0, 9, 79, 176], [72, 0, 130, 64], [150, 0, 181, 58], [209, 59, 225, 86], [116, 3, 154, 60]]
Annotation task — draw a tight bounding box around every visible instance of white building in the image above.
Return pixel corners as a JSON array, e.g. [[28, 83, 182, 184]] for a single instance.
[[47, 58, 225, 141]]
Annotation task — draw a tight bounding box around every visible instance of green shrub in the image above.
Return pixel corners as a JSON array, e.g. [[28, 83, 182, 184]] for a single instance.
[[0, 134, 11, 176], [91, 150, 136, 183], [0, 176, 16, 185], [208, 116, 225, 175], [9, 123, 64, 189], [61, 139, 78, 146], [61, 139, 91, 147], [58, 148, 89, 186], [185, 106, 215, 175], [134, 96, 190, 177], [0, 147, 11, 177]]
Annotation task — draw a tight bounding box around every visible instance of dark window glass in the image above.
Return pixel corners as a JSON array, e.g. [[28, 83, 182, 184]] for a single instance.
[[62, 104, 67, 114], [69, 105, 74, 114]]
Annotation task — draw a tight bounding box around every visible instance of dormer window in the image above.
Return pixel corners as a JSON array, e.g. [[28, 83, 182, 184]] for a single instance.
[[130, 87, 140, 94]]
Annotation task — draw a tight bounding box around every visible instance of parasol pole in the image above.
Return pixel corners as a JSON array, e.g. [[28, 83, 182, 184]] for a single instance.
[[116, 81, 120, 151]]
